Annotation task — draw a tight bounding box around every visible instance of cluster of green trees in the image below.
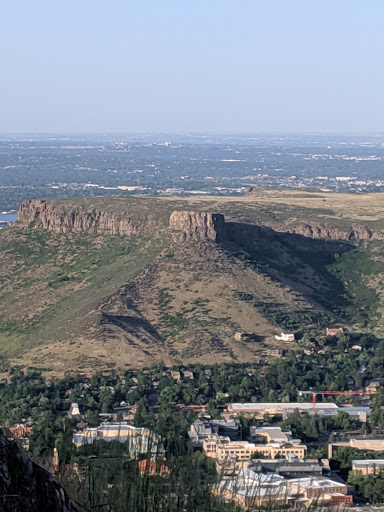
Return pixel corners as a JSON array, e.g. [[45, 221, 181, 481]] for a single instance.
[[2, 331, 384, 509], [349, 470, 384, 505]]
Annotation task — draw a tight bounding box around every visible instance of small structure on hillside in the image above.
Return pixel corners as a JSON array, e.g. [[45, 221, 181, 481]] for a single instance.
[[170, 371, 182, 383], [234, 332, 261, 342], [326, 327, 343, 336], [275, 332, 295, 342], [261, 348, 284, 357], [68, 403, 81, 419]]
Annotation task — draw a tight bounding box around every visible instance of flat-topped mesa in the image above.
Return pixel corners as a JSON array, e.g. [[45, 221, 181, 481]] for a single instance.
[[169, 211, 227, 242], [18, 199, 166, 236]]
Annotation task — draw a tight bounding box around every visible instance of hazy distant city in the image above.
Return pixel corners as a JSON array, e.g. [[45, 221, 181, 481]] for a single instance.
[[1, 133, 384, 213]]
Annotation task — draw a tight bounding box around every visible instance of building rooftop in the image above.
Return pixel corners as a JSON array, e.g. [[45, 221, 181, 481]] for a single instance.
[[287, 477, 344, 489], [353, 459, 384, 467], [229, 402, 338, 411]]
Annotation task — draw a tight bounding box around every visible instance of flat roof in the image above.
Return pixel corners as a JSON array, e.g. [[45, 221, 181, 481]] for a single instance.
[[229, 402, 338, 411], [353, 459, 384, 466], [287, 478, 344, 489]]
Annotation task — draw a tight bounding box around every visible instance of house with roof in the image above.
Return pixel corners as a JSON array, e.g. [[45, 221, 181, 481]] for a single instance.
[[326, 327, 344, 336]]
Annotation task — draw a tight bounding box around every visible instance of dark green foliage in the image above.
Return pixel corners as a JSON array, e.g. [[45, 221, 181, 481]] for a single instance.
[[349, 470, 384, 505]]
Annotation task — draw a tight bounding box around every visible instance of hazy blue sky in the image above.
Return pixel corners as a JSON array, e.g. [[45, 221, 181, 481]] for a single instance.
[[1, 1, 383, 133]]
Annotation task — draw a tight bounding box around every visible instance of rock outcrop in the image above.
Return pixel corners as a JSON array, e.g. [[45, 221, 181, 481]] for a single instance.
[[0, 430, 76, 512], [18, 199, 384, 243], [285, 223, 382, 241], [18, 199, 166, 236], [169, 211, 227, 242]]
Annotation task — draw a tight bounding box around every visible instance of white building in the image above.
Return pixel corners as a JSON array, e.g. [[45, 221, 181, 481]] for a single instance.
[[275, 333, 295, 342]]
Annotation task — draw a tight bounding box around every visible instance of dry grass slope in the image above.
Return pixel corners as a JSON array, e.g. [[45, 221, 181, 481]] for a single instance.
[[2, 190, 384, 375]]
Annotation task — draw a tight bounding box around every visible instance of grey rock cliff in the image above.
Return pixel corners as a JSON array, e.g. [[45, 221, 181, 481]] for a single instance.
[[169, 211, 227, 242], [0, 430, 76, 512], [18, 199, 165, 236]]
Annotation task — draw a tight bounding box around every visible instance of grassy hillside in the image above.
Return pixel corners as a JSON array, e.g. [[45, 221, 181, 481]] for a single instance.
[[2, 191, 384, 374]]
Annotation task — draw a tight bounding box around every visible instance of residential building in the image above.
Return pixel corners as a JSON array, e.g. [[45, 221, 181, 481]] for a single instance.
[[170, 371, 181, 383], [352, 459, 384, 476], [68, 402, 81, 418], [189, 419, 242, 447], [137, 459, 170, 476], [365, 379, 381, 392], [326, 327, 344, 336], [9, 424, 32, 438]]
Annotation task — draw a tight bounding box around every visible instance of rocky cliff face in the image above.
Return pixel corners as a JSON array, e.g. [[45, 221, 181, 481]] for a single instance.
[[18, 199, 383, 243], [169, 211, 227, 242], [18, 199, 166, 236], [285, 223, 383, 241], [0, 430, 76, 512]]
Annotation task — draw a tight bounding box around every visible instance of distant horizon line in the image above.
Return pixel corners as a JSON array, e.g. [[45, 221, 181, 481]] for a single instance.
[[1, 131, 384, 137]]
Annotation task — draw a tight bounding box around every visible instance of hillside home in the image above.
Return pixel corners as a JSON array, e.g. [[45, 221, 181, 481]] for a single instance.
[[326, 327, 344, 336], [275, 333, 295, 342]]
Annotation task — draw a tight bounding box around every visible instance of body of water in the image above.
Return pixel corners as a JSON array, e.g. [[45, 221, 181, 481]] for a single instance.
[[0, 212, 17, 226]]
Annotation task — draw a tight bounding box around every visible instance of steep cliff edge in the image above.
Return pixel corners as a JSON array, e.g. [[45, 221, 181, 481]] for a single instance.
[[0, 430, 76, 512], [169, 211, 227, 242], [18, 199, 167, 236], [284, 223, 381, 241], [18, 198, 384, 242]]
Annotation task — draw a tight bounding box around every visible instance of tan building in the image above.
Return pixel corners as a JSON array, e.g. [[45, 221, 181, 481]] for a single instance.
[[326, 327, 343, 336], [352, 459, 384, 476], [285, 478, 352, 507], [329, 439, 384, 459], [203, 435, 306, 462]]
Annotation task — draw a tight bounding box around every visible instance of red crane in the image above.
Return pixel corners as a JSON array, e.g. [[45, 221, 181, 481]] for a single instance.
[[298, 390, 378, 412]]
